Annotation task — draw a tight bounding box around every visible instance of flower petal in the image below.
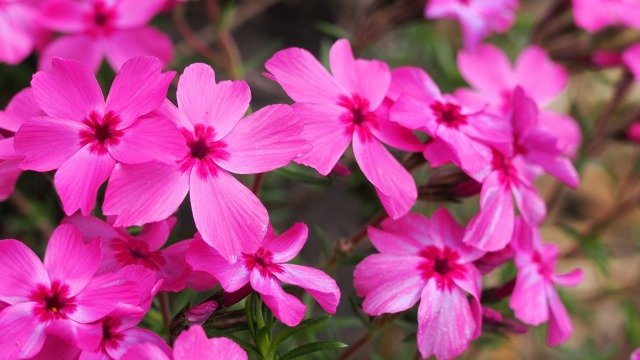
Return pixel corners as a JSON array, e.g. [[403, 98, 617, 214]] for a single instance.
[[263, 223, 308, 263], [121, 343, 171, 360], [44, 224, 101, 296], [275, 264, 340, 314], [0, 302, 46, 359], [546, 284, 573, 346], [510, 264, 548, 325], [515, 46, 568, 106], [368, 214, 429, 255], [354, 254, 425, 315], [38, 0, 88, 33], [190, 165, 268, 262], [113, 0, 165, 28], [31, 57, 104, 121], [174, 325, 247, 360], [39, 35, 104, 73], [0, 240, 49, 304], [250, 272, 306, 327], [109, 115, 183, 164], [104, 27, 173, 71], [553, 269, 584, 287], [105, 328, 172, 360], [457, 44, 514, 94], [104, 162, 189, 227], [54, 146, 116, 216], [186, 238, 250, 292], [216, 104, 310, 174]]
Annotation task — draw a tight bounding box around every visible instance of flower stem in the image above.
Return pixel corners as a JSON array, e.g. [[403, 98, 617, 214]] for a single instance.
[[9, 189, 53, 239], [159, 292, 172, 340]]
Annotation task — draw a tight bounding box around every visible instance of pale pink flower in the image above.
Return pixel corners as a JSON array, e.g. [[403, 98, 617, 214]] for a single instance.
[[265, 39, 422, 219], [0, 88, 42, 201], [62, 214, 192, 292], [389, 66, 509, 178], [14, 56, 178, 216], [0, 0, 50, 64], [103, 63, 310, 262], [187, 223, 340, 327], [0, 224, 145, 359], [354, 209, 484, 360], [456, 44, 580, 156], [38, 0, 172, 72], [425, 0, 518, 51], [510, 218, 584, 346], [573, 0, 640, 32], [122, 325, 247, 360]]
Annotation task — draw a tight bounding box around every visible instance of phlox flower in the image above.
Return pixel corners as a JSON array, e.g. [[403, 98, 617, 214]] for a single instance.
[[509, 218, 584, 346], [632, 349, 640, 360], [0, 224, 147, 359], [103, 63, 310, 263], [38, 0, 172, 72], [14, 56, 178, 216], [389, 66, 509, 178], [0, 88, 42, 201], [354, 209, 484, 360], [573, 0, 640, 33], [456, 44, 580, 156], [265, 39, 422, 219], [425, 0, 518, 51], [122, 325, 247, 360], [186, 223, 341, 327], [62, 214, 192, 292], [0, 0, 50, 64]]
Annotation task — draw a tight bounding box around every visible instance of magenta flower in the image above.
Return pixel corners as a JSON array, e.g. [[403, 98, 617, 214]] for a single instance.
[[0, 0, 50, 64], [265, 39, 422, 219], [103, 63, 310, 262], [425, 0, 518, 51], [62, 214, 191, 292], [354, 209, 484, 360], [0, 224, 145, 359], [0, 88, 42, 201], [122, 325, 247, 360], [456, 44, 580, 156], [187, 223, 341, 327], [573, 0, 640, 33], [38, 0, 172, 72], [509, 218, 584, 346], [14, 56, 178, 216], [389, 66, 508, 177]]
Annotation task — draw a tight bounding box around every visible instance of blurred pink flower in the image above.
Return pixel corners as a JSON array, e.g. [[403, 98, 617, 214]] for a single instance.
[[104, 63, 310, 262], [510, 218, 584, 346], [122, 325, 247, 360], [354, 209, 484, 360], [266, 39, 422, 219], [0, 0, 50, 64], [631, 348, 640, 360], [187, 223, 341, 327], [627, 122, 640, 143], [389, 66, 509, 178], [0, 224, 145, 359], [62, 214, 192, 292], [0, 88, 43, 201], [38, 0, 172, 72], [573, 0, 640, 33], [425, 0, 518, 51], [456, 44, 580, 156], [14, 56, 177, 216]]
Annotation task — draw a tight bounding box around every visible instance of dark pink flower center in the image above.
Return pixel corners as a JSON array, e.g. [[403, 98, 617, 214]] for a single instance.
[[491, 149, 517, 185], [532, 251, 554, 279], [100, 317, 125, 353], [31, 281, 77, 321], [111, 238, 166, 271], [431, 101, 467, 128], [338, 94, 378, 138], [79, 111, 123, 154], [243, 247, 282, 276], [418, 246, 465, 290], [180, 124, 230, 178], [86, 2, 116, 35]]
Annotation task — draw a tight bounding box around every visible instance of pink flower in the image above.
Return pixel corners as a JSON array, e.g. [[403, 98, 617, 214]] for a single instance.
[[573, 0, 640, 32], [62, 214, 192, 292], [425, 0, 518, 51], [38, 0, 172, 72], [265, 39, 422, 219], [627, 121, 640, 143], [354, 209, 484, 360], [187, 223, 341, 327], [389, 66, 508, 177], [0, 88, 42, 201], [456, 44, 580, 156], [103, 63, 310, 262], [14, 56, 177, 216], [509, 218, 584, 346], [631, 348, 640, 360], [122, 325, 247, 360], [0, 0, 50, 64], [0, 224, 145, 359]]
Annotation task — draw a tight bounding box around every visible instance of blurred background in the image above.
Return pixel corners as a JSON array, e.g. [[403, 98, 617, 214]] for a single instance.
[[1, 0, 639, 359]]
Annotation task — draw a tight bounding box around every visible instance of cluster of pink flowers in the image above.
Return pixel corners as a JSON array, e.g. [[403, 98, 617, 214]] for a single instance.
[[4, 0, 626, 358], [0, 0, 172, 69]]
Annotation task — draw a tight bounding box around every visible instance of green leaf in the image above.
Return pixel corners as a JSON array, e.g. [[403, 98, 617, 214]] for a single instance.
[[314, 21, 351, 40], [273, 165, 332, 185], [271, 315, 331, 350], [623, 300, 640, 346], [279, 341, 348, 360]]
